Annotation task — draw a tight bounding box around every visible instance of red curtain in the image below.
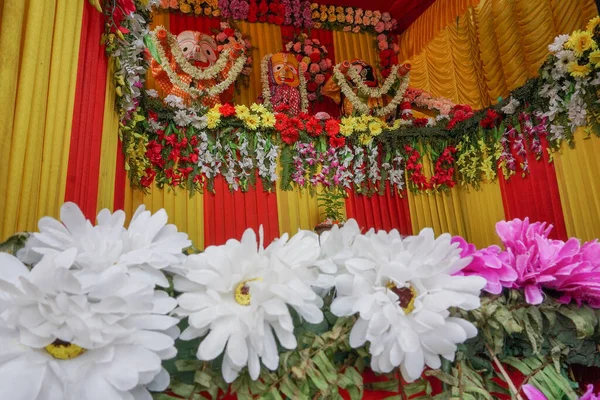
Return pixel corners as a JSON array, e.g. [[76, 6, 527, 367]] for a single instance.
[[64, 3, 108, 219], [499, 137, 568, 240], [346, 185, 413, 236], [203, 175, 280, 247], [169, 13, 222, 35]]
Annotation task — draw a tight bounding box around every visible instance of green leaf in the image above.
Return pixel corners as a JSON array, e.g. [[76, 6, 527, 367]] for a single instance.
[[144, 34, 161, 63], [403, 380, 430, 397], [169, 381, 195, 397], [306, 364, 329, 391], [175, 359, 205, 372], [313, 351, 338, 384], [194, 370, 212, 388], [557, 306, 597, 339]]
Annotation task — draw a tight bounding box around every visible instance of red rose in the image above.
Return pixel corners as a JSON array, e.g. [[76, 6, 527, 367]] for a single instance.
[[329, 135, 345, 148], [223, 28, 235, 37], [307, 82, 319, 93], [259, 15, 268, 22], [248, 0, 258, 22], [148, 110, 158, 121], [219, 104, 236, 117], [412, 118, 428, 128], [295, 54, 303, 62], [325, 119, 340, 136], [258, 0, 268, 14], [274, 16, 284, 25], [309, 52, 321, 63]]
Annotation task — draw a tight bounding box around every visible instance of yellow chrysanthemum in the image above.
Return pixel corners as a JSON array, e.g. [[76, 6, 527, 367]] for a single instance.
[[207, 110, 221, 129], [359, 133, 373, 145], [340, 123, 354, 136], [368, 121, 383, 136], [355, 121, 367, 132], [587, 16, 600, 33], [261, 113, 276, 128], [568, 61, 592, 77], [565, 30, 597, 57], [251, 103, 268, 114], [244, 114, 259, 130], [235, 105, 250, 120], [590, 49, 600, 67]]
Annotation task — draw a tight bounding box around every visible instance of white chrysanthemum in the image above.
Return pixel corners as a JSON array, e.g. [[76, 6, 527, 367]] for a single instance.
[[0, 250, 179, 400], [548, 34, 570, 53], [330, 225, 486, 382], [554, 49, 575, 74], [18, 202, 191, 287], [501, 97, 521, 115], [174, 228, 332, 383]]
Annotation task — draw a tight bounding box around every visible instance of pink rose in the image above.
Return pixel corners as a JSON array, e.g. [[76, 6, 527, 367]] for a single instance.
[[377, 34, 386, 42], [365, 10, 372, 17], [304, 39, 313, 45], [319, 59, 328, 71], [354, 15, 362, 24], [352, 26, 361, 33], [315, 73, 325, 84], [345, 7, 353, 14], [382, 12, 391, 22], [373, 10, 381, 18], [392, 44, 399, 53], [220, 22, 228, 29], [384, 21, 392, 31], [309, 63, 320, 74], [355, 8, 363, 16], [325, 59, 332, 68], [216, 32, 228, 42], [375, 21, 385, 33], [363, 16, 370, 25], [293, 43, 302, 52], [371, 16, 380, 25], [315, 111, 331, 120], [299, 61, 308, 73], [345, 14, 353, 23], [304, 45, 314, 54], [377, 39, 388, 50], [246, 56, 252, 63], [313, 38, 320, 45], [343, 26, 351, 32], [308, 93, 318, 101]]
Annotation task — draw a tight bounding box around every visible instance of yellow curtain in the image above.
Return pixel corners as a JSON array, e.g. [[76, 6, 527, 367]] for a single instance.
[[0, 0, 83, 240], [457, 182, 505, 247], [406, 0, 597, 109], [553, 129, 600, 241], [234, 22, 283, 106], [332, 30, 378, 67], [398, 0, 482, 62], [96, 60, 120, 211]]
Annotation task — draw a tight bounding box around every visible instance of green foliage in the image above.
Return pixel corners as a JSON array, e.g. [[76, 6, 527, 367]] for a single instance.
[[0, 233, 29, 256], [317, 189, 346, 222]]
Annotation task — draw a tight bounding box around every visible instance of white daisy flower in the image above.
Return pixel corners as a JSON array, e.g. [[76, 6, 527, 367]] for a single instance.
[[330, 226, 486, 382], [173, 110, 192, 127], [164, 95, 185, 109], [548, 34, 570, 53], [174, 227, 331, 383], [554, 50, 575, 74], [18, 202, 191, 287], [501, 97, 521, 115], [0, 250, 179, 400], [145, 89, 159, 98]]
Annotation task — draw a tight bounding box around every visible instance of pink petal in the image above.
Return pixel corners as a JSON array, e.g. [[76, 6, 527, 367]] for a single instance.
[[522, 384, 548, 400], [525, 285, 544, 305]]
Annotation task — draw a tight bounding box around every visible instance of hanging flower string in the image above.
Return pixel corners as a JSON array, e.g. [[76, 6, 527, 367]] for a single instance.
[[405, 145, 458, 192]]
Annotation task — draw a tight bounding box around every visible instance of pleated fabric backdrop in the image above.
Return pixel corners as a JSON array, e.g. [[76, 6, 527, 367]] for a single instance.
[[1, 0, 600, 256]]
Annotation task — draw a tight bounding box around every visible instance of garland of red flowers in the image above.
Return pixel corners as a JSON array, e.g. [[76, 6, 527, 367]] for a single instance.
[[405, 145, 457, 191]]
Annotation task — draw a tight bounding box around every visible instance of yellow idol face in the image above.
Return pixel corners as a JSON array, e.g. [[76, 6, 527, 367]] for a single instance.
[[271, 53, 300, 87]]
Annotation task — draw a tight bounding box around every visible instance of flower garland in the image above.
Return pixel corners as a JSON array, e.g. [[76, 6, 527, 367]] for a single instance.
[[260, 53, 309, 113], [214, 21, 253, 88], [332, 62, 410, 116], [150, 29, 248, 99], [403, 87, 456, 117], [311, 3, 397, 34]]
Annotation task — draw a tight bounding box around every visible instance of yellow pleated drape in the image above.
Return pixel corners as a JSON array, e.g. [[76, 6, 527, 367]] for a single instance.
[[398, 0, 482, 61], [0, 0, 83, 240], [96, 60, 120, 211], [553, 129, 600, 241], [234, 22, 283, 106], [332, 30, 378, 67], [406, 0, 597, 109], [457, 182, 505, 247]]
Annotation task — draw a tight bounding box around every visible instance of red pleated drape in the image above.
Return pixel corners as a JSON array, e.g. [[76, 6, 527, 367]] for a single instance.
[[64, 2, 108, 220], [279, 25, 340, 117], [346, 185, 413, 236], [169, 13, 222, 35], [203, 175, 280, 247], [499, 137, 568, 240]]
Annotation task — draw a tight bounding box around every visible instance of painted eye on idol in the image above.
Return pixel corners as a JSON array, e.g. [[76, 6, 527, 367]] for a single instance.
[[200, 43, 217, 62], [273, 64, 284, 73], [288, 66, 298, 75]]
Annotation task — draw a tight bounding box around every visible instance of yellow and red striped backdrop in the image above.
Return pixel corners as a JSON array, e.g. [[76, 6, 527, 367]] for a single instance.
[[1, 0, 599, 250]]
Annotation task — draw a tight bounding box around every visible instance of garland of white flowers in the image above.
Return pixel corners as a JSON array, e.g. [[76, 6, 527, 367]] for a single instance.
[[348, 64, 401, 98], [332, 62, 410, 116], [260, 53, 309, 113], [150, 29, 247, 98]]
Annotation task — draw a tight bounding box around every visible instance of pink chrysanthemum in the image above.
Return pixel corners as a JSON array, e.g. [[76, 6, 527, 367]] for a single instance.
[[452, 237, 518, 294]]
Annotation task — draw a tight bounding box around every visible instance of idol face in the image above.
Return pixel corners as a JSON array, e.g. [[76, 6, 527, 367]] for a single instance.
[[177, 31, 219, 68], [351, 59, 378, 87], [271, 53, 300, 87]]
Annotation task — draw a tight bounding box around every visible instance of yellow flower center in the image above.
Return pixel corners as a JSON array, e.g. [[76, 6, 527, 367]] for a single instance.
[[45, 339, 86, 360], [386, 281, 417, 314], [234, 278, 262, 306]]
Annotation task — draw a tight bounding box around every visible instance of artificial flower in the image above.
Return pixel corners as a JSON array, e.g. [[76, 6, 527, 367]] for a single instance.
[[244, 114, 260, 130], [548, 34, 570, 53], [174, 227, 333, 382], [581, 385, 600, 400], [206, 107, 222, 129], [18, 202, 191, 287], [522, 384, 547, 400], [451, 237, 517, 294], [260, 112, 276, 128], [330, 225, 485, 382], [565, 30, 597, 57], [587, 16, 600, 33], [235, 104, 251, 119], [589, 49, 600, 67], [0, 249, 179, 400], [219, 103, 236, 117]]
